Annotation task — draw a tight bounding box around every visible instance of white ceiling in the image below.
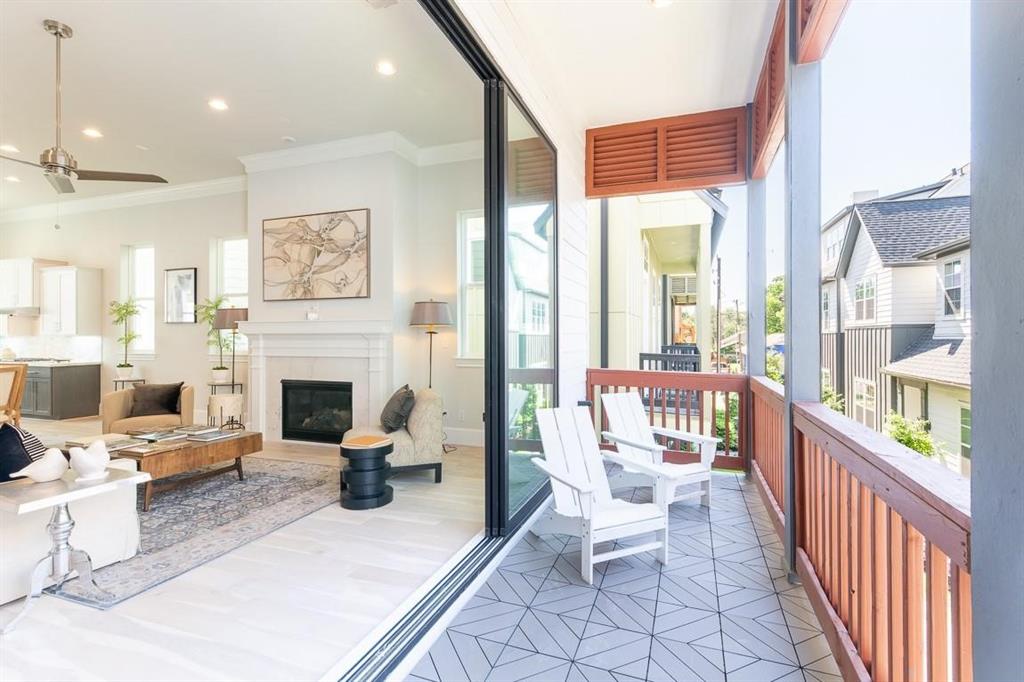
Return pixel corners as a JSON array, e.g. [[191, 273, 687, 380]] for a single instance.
[[505, 0, 777, 129], [0, 0, 482, 212]]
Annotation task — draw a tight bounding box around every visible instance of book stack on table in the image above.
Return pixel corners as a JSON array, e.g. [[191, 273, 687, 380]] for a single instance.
[[65, 434, 148, 452]]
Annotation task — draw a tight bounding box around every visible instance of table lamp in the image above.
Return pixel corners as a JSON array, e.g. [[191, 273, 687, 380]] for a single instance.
[[410, 300, 452, 388], [213, 307, 248, 386]]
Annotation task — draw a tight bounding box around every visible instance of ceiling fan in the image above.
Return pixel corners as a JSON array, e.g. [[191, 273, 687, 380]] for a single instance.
[[0, 20, 167, 194]]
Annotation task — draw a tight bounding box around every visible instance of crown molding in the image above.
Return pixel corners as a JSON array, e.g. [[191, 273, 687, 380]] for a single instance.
[[0, 175, 247, 224], [417, 140, 484, 166], [239, 132, 421, 173]]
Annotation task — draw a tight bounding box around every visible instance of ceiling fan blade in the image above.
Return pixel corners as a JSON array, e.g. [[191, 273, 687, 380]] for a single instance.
[[0, 155, 45, 169], [75, 169, 168, 184], [44, 172, 75, 194]]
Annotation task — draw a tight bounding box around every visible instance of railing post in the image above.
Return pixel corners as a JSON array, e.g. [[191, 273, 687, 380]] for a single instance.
[[783, 0, 822, 580], [746, 106, 767, 481], [971, 3, 1024, 680]]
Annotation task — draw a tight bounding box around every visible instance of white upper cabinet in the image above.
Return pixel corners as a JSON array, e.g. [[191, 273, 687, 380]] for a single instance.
[[39, 266, 102, 336], [0, 259, 38, 309]]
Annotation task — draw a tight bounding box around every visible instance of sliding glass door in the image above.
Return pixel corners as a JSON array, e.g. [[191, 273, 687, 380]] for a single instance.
[[504, 94, 557, 524]]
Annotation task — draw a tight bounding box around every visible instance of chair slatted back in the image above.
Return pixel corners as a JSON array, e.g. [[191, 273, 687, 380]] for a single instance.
[[0, 363, 27, 423], [537, 407, 612, 518], [601, 391, 659, 466]]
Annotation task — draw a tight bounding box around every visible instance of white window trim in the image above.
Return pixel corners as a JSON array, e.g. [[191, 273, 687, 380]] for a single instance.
[[853, 377, 876, 427], [940, 256, 965, 320], [854, 275, 876, 323], [456, 209, 485, 361], [209, 236, 250, 357], [822, 290, 832, 330], [122, 244, 156, 354]]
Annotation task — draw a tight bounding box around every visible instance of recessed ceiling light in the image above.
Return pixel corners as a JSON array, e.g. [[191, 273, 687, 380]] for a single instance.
[[281, 136, 296, 144], [0, 144, 19, 154], [376, 60, 397, 76], [651, 0, 673, 7], [4, 176, 20, 183], [208, 98, 229, 111], [82, 128, 103, 138], [135, 144, 150, 151]]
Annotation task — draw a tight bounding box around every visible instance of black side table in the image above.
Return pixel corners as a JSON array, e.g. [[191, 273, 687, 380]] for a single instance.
[[339, 440, 394, 510], [113, 378, 145, 391]]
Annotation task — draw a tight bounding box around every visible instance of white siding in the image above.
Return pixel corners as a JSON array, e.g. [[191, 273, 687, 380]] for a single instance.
[[841, 229, 891, 328], [891, 265, 937, 325], [928, 383, 970, 475], [934, 249, 971, 339], [455, 1, 589, 406]]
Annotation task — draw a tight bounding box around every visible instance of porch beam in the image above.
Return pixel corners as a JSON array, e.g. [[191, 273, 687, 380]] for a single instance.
[[782, 0, 822, 576], [971, 2, 1024, 680]]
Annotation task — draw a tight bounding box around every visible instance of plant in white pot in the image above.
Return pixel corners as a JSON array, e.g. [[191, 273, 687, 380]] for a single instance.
[[108, 298, 141, 380], [197, 296, 232, 382]]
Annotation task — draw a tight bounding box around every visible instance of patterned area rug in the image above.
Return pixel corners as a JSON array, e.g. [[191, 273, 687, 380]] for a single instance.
[[50, 457, 338, 609]]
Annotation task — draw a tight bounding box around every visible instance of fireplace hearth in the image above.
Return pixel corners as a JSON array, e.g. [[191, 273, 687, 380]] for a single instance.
[[281, 380, 353, 444]]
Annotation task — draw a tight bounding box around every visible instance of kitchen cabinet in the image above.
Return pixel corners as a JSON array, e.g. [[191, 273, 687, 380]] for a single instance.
[[39, 266, 102, 336], [0, 258, 67, 310], [19, 365, 101, 419]]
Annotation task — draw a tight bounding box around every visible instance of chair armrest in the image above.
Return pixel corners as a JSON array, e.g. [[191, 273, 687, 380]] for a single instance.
[[101, 389, 133, 433], [530, 457, 594, 493], [601, 431, 664, 454], [179, 386, 195, 426], [650, 426, 721, 445], [600, 451, 667, 479]]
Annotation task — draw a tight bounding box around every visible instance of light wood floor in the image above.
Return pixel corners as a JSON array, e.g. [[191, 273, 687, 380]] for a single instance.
[[1, 417, 485, 681]]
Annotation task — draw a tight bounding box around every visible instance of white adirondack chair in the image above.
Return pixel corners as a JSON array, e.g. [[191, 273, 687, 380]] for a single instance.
[[600, 391, 718, 507], [531, 406, 671, 584]]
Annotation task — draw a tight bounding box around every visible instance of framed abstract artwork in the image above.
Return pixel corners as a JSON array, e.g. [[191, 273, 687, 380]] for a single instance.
[[262, 208, 370, 301], [164, 267, 197, 323]]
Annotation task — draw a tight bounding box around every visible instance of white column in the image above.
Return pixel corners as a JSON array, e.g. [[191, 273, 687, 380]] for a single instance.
[[746, 177, 767, 377], [782, 0, 822, 575], [970, 3, 1024, 679]]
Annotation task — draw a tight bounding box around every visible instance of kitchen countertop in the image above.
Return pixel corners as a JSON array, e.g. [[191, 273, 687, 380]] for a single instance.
[[0, 361, 101, 368]]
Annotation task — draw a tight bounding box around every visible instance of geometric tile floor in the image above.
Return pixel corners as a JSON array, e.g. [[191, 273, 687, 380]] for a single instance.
[[410, 472, 842, 681]]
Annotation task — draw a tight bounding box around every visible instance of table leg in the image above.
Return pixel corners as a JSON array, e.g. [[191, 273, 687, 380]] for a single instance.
[[235, 457, 244, 481], [1, 557, 50, 634], [143, 480, 154, 512], [69, 549, 112, 600]]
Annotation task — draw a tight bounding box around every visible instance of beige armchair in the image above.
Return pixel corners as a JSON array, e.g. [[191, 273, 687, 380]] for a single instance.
[[102, 385, 195, 434], [344, 388, 444, 482]]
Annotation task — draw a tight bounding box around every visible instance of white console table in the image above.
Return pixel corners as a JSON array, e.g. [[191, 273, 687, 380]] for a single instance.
[[0, 467, 151, 633]]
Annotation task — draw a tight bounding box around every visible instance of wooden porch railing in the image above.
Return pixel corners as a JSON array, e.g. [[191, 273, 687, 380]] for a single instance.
[[585, 368, 746, 470], [746, 374, 972, 682]]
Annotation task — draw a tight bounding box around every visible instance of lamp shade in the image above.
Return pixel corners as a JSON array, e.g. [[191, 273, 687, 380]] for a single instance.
[[213, 307, 248, 331], [410, 300, 453, 327]]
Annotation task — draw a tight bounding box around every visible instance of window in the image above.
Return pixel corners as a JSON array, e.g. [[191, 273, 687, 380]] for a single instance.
[[854, 275, 876, 321], [822, 290, 831, 328], [822, 367, 832, 389], [960, 405, 971, 460], [526, 296, 548, 334], [853, 378, 876, 427], [214, 237, 249, 352], [824, 227, 844, 261], [457, 211, 485, 359], [126, 245, 155, 353], [943, 258, 963, 316]]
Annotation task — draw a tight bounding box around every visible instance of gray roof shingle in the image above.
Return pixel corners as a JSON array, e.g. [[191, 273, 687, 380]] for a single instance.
[[855, 196, 971, 265], [883, 333, 971, 388]]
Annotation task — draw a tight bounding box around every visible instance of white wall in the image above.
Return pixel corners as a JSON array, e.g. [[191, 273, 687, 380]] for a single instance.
[[934, 249, 971, 339], [0, 188, 247, 419], [928, 382, 970, 474], [455, 0, 590, 409], [842, 228, 892, 328], [891, 264, 936, 325]]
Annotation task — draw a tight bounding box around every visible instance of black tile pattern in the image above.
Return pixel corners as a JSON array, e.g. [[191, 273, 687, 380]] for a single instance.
[[410, 473, 842, 682]]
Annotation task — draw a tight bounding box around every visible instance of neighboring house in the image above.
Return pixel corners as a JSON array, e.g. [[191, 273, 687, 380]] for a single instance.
[[821, 167, 971, 471], [882, 235, 972, 474]]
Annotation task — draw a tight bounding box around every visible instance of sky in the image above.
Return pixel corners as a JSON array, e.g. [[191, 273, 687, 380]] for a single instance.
[[714, 0, 971, 306]]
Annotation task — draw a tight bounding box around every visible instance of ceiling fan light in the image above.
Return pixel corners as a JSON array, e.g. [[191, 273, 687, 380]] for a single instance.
[[82, 128, 103, 138]]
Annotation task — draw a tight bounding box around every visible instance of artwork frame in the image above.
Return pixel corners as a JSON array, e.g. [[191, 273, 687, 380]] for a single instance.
[[262, 208, 371, 302], [163, 267, 198, 324]]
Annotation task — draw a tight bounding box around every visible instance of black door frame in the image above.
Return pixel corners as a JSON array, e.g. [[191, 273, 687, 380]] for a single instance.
[[418, 0, 559, 536]]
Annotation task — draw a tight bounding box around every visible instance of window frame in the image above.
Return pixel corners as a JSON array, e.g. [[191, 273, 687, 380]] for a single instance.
[[942, 257, 964, 318], [456, 209, 486, 361], [124, 244, 156, 355], [854, 275, 876, 322], [960, 404, 972, 460], [211, 236, 250, 354], [853, 377, 876, 427], [822, 289, 831, 329]]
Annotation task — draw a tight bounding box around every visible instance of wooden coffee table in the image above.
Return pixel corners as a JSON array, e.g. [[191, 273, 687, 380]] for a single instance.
[[113, 432, 263, 511]]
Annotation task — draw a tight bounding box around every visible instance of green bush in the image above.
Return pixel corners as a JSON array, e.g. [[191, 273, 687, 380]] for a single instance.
[[885, 412, 935, 457], [715, 393, 739, 453], [766, 350, 784, 384], [822, 384, 845, 413]]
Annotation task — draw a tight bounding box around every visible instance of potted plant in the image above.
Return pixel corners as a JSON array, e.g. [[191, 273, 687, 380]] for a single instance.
[[197, 296, 231, 382], [108, 299, 141, 379]]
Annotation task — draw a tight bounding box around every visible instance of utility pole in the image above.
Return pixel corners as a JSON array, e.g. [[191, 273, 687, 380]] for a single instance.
[[734, 298, 741, 372], [715, 255, 722, 373]]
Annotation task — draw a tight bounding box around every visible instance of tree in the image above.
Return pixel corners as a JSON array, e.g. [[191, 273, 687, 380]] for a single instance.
[[885, 413, 935, 457], [108, 299, 141, 368], [765, 275, 785, 335], [766, 350, 784, 383]]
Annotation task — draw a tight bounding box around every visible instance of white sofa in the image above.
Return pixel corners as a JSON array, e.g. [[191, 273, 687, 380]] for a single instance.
[[0, 458, 141, 604]]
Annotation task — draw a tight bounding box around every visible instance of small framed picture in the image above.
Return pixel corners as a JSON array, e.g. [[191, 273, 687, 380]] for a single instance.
[[164, 267, 197, 323]]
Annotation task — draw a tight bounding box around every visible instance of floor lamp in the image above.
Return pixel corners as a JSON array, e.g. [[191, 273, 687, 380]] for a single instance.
[[410, 300, 452, 389]]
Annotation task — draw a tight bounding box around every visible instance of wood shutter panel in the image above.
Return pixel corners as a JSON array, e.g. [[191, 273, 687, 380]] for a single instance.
[[586, 107, 746, 198], [751, 1, 786, 179], [796, 0, 849, 64], [509, 138, 555, 206]]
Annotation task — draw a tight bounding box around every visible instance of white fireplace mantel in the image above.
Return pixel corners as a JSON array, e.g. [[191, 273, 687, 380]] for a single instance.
[[240, 319, 393, 441]]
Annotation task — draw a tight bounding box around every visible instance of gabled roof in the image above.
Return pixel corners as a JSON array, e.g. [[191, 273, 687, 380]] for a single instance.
[[837, 196, 971, 275], [882, 333, 971, 389]]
